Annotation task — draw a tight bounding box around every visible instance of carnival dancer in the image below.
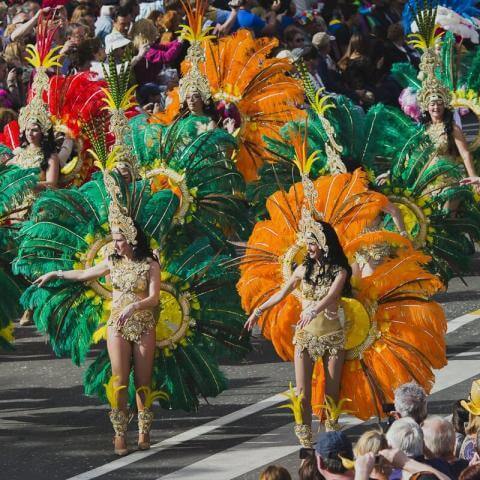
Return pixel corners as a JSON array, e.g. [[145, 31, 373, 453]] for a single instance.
[[14, 55, 250, 455], [244, 214, 351, 446], [34, 165, 160, 456], [238, 131, 447, 446]]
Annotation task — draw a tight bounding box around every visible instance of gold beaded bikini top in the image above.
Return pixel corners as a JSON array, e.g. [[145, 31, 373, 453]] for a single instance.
[[426, 122, 450, 156], [110, 257, 150, 294], [12, 146, 44, 169], [300, 262, 342, 301]]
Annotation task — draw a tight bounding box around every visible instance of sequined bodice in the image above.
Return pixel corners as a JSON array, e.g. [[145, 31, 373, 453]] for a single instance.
[[300, 263, 341, 302], [427, 122, 450, 156], [110, 257, 150, 294], [12, 146, 43, 169]]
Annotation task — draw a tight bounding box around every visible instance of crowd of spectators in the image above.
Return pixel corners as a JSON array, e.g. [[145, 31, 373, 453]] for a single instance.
[[259, 381, 480, 480], [0, 0, 423, 130]]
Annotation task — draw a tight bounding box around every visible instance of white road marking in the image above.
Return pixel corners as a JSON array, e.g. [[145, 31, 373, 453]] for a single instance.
[[66, 393, 286, 480], [446, 309, 480, 334], [157, 417, 364, 480], [66, 308, 480, 480]]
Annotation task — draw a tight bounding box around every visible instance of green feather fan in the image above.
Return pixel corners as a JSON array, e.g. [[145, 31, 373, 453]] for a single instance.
[[127, 113, 249, 247]]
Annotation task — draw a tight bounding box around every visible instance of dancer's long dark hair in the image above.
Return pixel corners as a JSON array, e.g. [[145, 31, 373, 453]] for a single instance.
[[111, 221, 158, 263], [20, 124, 56, 171], [420, 107, 457, 156], [303, 220, 352, 297]]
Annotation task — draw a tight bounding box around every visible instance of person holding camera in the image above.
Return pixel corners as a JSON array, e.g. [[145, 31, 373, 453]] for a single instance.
[[227, 0, 281, 37]]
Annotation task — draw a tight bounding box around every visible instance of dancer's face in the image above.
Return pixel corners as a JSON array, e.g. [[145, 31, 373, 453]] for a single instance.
[[307, 241, 322, 260], [186, 91, 204, 114], [25, 122, 43, 146], [428, 99, 445, 120], [112, 232, 133, 257]]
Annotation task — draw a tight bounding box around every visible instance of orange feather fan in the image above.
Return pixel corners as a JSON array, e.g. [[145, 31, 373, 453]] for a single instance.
[[312, 251, 446, 420], [238, 175, 447, 420]]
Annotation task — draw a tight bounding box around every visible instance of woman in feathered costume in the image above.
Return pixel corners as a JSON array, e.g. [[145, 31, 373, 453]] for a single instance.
[[14, 58, 250, 456], [397, 3, 479, 206], [238, 139, 446, 446], [34, 161, 162, 457]]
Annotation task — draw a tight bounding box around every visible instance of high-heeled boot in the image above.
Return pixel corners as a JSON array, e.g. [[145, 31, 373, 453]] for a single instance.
[[109, 409, 129, 456], [138, 408, 154, 450], [294, 423, 313, 448]]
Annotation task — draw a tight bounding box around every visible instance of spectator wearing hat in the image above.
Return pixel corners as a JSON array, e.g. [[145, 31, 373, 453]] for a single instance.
[[422, 416, 468, 479], [311, 32, 360, 103], [393, 382, 428, 425], [315, 431, 355, 480]]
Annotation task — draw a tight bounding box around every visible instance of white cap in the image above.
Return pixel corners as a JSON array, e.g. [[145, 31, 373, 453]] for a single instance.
[[105, 31, 131, 54]]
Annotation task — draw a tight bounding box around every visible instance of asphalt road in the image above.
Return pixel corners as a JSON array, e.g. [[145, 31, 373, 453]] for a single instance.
[[1, 276, 480, 480]]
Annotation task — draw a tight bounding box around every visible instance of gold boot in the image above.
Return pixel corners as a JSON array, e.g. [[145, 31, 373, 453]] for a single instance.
[[294, 424, 313, 448], [109, 409, 129, 456], [138, 408, 153, 450], [325, 417, 341, 432], [19, 309, 32, 326]]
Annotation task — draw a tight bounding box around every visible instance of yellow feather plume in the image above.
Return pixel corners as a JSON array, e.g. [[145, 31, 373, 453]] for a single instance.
[[290, 124, 320, 176], [0, 321, 14, 343], [316, 395, 352, 422], [25, 44, 63, 69], [278, 382, 304, 425], [311, 88, 335, 117], [104, 375, 127, 409], [136, 386, 169, 408]]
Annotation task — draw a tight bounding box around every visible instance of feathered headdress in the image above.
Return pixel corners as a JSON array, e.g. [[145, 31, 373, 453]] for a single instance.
[[177, 0, 213, 103], [297, 63, 346, 174], [87, 57, 139, 245], [18, 12, 62, 133], [408, 0, 452, 111], [291, 124, 328, 253]]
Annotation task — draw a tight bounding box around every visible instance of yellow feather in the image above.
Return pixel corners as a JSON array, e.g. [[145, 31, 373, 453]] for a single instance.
[[136, 386, 169, 408], [278, 382, 304, 424], [92, 324, 107, 344], [103, 375, 127, 409]]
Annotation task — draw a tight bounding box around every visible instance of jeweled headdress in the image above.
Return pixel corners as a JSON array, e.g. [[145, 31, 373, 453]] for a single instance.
[[104, 164, 138, 245], [18, 12, 62, 133], [177, 0, 213, 104], [85, 58, 139, 245], [291, 124, 328, 254], [101, 54, 138, 175], [408, 1, 452, 111]]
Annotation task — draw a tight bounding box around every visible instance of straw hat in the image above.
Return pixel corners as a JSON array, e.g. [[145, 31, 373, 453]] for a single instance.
[[461, 379, 480, 416]]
